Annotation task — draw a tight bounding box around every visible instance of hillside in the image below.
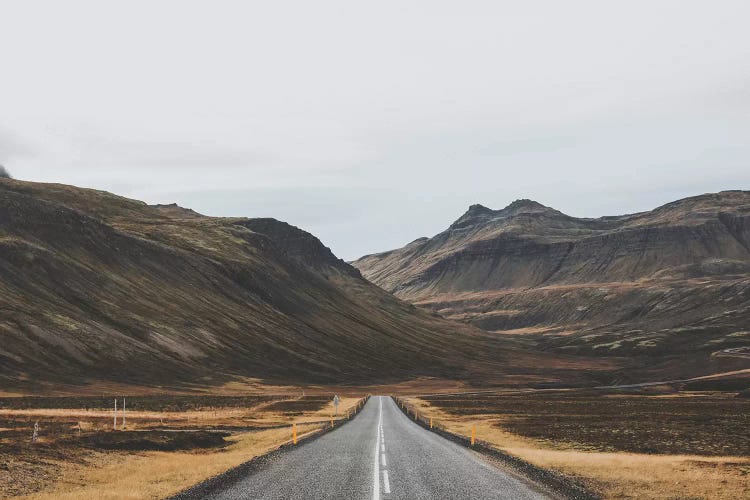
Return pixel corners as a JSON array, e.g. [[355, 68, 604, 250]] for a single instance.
[[0, 179, 609, 394], [353, 192, 750, 381]]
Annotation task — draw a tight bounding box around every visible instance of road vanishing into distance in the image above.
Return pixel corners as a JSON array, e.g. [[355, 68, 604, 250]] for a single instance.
[[199, 396, 548, 500]]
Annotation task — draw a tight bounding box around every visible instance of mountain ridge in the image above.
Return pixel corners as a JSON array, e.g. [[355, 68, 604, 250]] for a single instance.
[[355, 190, 750, 295], [352, 190, 750, 380], [0, 178, 612, 393]]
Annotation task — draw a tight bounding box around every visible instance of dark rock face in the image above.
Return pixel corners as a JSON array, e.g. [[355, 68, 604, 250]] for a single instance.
[[353, 191, 750, 381], [234, 218, 359, 276]]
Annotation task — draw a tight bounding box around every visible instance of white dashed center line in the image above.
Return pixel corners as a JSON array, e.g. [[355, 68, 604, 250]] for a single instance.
[[373, 397, 383, 500], [382, 470, 391, 494], [374, 397, 393, 497]]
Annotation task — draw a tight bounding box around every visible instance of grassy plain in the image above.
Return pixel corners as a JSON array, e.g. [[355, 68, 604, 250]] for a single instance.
[[0, 394, 363, 499], [407, 389, 750, 499]]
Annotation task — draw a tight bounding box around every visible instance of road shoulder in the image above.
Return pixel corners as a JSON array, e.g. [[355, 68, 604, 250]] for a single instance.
[[170, 396, 371, 499], [392, 397, 598, 500]]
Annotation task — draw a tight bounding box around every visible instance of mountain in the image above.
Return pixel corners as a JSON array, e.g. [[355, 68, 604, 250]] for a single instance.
[[0, 178, 603, 393], [353, 192, 750, 381]]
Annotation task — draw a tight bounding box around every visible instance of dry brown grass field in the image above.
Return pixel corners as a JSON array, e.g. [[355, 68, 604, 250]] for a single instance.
[[405, 388, 750, 499], [0, 394, 365, 499]]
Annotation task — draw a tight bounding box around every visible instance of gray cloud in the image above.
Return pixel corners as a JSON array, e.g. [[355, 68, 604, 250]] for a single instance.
[[0, 126, 35, 164], [0, 1, 748, 259]]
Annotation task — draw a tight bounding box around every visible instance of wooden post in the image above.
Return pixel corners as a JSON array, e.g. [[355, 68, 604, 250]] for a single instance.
[[122, 397, 126, 430], [430, 417, 433, 429], [114, 398, 117, 430]]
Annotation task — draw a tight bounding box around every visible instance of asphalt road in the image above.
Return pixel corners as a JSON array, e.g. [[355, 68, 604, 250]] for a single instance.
[[202, 396, 548, 500]]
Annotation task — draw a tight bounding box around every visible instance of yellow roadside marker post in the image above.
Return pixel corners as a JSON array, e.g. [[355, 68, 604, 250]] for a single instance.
[[430, 417, 433, 429], [293, 423, 297, 445], [415, 411, 418, 421], [330, 416, 334, 428], [471, 426, 476, 446]]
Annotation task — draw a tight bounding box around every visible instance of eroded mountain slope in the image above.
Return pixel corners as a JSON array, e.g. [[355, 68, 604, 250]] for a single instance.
[[0, 179, 589, 392], [353, 192, 750, 381]]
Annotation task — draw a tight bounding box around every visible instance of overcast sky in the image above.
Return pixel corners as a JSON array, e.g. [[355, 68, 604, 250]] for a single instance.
[[1, 1, 749, 259]]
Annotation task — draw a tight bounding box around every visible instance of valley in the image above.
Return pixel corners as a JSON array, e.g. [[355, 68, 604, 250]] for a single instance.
[[1, 181, 749, 499], [0, 178, 610, 393]]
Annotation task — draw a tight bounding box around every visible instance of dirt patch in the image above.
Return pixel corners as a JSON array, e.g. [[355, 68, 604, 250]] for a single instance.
[[75, 430, 230, 451], [0, 395, 283, 412], [0, 454, 66, 497], [421, 391, 750, 456], [682, 376, 750, 391]]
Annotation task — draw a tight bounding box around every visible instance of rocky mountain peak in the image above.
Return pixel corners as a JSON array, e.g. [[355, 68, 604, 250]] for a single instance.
[[503, 199, 547, 212], [449, 204, 494, 230], [466, 203, 493, 215], [450, 199, 555, 230]]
